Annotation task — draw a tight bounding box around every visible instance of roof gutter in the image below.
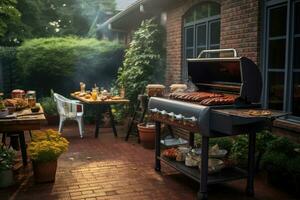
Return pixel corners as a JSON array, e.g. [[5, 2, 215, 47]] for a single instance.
[[100, 0, 148, 29]]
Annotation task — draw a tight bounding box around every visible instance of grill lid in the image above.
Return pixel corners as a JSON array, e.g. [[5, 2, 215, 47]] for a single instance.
[[187, 49, 262, 103]]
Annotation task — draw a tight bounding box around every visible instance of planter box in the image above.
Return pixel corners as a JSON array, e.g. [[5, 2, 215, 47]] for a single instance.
[[32, 160, 57, 183]]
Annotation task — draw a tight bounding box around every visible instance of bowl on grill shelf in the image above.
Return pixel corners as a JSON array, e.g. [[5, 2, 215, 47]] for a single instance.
[[199, 158, 225, 174]]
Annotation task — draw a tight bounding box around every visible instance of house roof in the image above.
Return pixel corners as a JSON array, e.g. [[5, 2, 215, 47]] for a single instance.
[[116, 0, 138, 11], [98, 0, 180, 32]]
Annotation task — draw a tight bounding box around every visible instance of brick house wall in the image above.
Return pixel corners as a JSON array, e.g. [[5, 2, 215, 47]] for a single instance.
[[164, 0, 261, 85], [221, 0, 261, 64]]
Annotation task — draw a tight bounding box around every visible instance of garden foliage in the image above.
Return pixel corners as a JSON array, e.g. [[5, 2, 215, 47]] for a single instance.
[[0, 0, 21, 38], [0, 47, 21, 95], [16, 37, 124, 97], [0, 144, 16, 171], [261, 136, 300, 193], [116, 19, 165, 107]]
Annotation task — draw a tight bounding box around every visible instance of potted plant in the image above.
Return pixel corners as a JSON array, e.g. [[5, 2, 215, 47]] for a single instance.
[[0, 144, 16, 188], [40, 96, 58, 125], [28, 129, 69, 183], [138, 122, 156, 149]]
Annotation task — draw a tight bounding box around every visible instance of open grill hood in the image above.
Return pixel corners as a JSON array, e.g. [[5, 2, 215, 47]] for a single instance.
[[148, 49, 274, 136], [187, 49, 262, 103]]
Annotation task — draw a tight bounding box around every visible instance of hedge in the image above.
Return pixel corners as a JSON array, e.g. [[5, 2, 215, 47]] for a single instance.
[[16, 37, 124, 97], [0, 47, 21, 96]]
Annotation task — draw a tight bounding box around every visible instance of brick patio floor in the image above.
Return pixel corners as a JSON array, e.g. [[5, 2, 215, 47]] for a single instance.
[[0, 124, 297, 200]]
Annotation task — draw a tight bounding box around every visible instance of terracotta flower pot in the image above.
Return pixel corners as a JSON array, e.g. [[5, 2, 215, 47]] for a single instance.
[[32, 160, 57, 183], [138, 123, 156, 149], [0, 169, 14, 188]]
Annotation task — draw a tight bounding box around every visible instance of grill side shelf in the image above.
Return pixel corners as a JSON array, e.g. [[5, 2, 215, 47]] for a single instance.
[[158, 156, 248, 185]]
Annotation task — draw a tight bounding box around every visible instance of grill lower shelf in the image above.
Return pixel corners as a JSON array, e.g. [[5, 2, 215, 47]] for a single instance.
[[159, 156, 248, 185]]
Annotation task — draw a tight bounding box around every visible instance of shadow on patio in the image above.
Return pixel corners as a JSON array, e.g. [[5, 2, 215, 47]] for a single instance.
[[0, 124, 297, 200]]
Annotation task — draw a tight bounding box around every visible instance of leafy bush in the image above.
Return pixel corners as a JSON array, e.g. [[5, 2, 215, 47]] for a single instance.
[[29, 129, 69, 162], [229, 131, 277, 167], [116, 19, 165, 107], [0, 144, 16, 171], [230, 135, 249, 167], [261, 137, 298, 170], [256, 130, 276, 154], [261, 137, 300, 193], [209, 137, 234, 152], [40, 96, 57, 116], [0, 47, 21, 95], [16, 37, 124, 97]]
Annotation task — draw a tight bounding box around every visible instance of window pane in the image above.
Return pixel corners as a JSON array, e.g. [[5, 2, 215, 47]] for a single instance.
[[293, 72, 300, 117], [294, 37, 300, 69], [186, 28, 194, 47], [185, 11, 194, 24], [186, 49, 194, 58], [268, 72, 284, 110], [210, 21, 220, 45], [209, 3, 220, 16], [197, 25, 206, 46], [295, 2, 300, 34], [208, 45, 220, 58], [269, 5, 287, 37], [197, 47, 206, 58], [195, 4, 209, 21], [268, 39, 286, 69]]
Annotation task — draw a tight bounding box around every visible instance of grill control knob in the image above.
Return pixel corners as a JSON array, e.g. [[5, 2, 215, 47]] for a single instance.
[[149, 108, 159, 113], [190, 117, 197, 122], [160, 110, 167, 115]]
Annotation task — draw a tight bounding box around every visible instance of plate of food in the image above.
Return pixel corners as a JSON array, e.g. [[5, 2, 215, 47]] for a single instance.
[[246, 109, 272, 116], [4, 98, 28, 111], [199, 158, 225, 174], [162, 148, 177, 160], [209, 144, 228, 158]]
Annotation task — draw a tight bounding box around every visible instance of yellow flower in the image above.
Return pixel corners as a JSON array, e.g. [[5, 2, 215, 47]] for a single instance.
[[28, 129, 69, 162]]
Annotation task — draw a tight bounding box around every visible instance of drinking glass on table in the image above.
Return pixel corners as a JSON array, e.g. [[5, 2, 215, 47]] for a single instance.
[[91, 88, 98, 100]]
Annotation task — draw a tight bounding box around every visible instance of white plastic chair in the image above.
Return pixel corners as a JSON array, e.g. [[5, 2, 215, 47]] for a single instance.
[[53, 93, 84, 138]]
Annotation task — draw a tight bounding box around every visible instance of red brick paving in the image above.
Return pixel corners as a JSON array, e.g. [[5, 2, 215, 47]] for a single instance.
[[0, 124, 297, 200]]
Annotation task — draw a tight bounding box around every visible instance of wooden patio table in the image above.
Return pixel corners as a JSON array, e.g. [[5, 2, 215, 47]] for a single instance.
[[70, 94, 129, 138], [0, 104, 47, 166]]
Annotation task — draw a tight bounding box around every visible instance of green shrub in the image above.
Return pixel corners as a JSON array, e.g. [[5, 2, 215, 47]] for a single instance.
[[261, 136, 298, 170], [265, 136, 296, 155], [0, 47, 21, 95], [229, 131, 277, 167], [261, 151, 289, 171], [230, 135, 249, 166], [256, 130, 276, 154], [16, 37, 124, 97], [116, 19, 165, 108], [261, 137, 300, 193], [0, 145, 16, 171], [40, 96, 57, 116]]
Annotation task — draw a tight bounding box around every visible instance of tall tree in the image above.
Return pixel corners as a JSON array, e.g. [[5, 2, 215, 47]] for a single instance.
[[0, 0, 21, 38], [0, 0, 116, 46]]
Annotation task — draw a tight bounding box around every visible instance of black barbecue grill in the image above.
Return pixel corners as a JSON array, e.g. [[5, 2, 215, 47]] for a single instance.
[[148, 49, 287, 200]]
